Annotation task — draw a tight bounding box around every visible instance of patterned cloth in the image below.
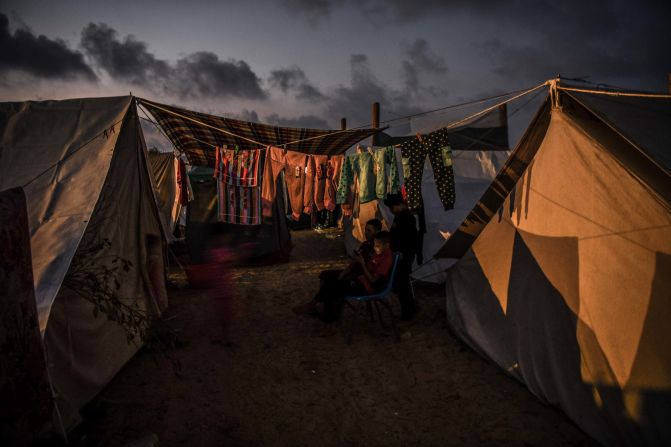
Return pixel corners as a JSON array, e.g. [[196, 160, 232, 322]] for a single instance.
[[140, 98, 382, 167], [373, 146, 400, 199], [214, 147, 262, 225], [399, 127, 456, 211], [215, 146, 261, 187], [336, 152, 377, 206], [217, 185, 262, 225]]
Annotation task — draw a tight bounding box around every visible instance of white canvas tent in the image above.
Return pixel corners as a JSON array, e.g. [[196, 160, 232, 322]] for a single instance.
[[148, 150, 183, 241], [0, 96, 167, 429], [437, 84, 671, 446]]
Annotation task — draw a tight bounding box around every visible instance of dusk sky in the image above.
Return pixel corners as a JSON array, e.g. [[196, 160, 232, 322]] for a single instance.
[[1, 0, 669, 145]]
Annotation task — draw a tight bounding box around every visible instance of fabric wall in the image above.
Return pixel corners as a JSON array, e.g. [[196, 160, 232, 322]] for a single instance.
[[44, 111, 166, 429], [0, 97, 132, 331], [0, 187, 55, 443], [148, 151, 181, 240], [444, 109, 671, 446]]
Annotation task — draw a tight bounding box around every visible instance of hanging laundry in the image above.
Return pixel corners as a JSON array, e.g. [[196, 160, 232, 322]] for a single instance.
[[261, 146, 311, 221], [336, 151, 377, 206], [313, 155, 329, 211], [217, 146, 261, 187], [218, 185, 262, 225], [176, 158, 189, 206], [373, 146, 400, 199], [399, 127, 455, 211], [303, 155, 315, 214], [214, 146, 263, 225], [324, 154, 343, 212]]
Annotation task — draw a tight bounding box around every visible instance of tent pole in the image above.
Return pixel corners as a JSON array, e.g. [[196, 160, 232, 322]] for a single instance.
[[371, 102, 380, 146]]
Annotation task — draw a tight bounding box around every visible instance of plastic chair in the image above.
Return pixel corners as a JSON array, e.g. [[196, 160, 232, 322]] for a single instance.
[[341, 253, 401, 343]]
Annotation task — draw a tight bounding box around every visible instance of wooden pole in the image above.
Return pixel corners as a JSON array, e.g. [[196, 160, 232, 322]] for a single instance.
[[498, 103, 508, 129], [371, 102, 380, 146], [340, 117, 347, 130]]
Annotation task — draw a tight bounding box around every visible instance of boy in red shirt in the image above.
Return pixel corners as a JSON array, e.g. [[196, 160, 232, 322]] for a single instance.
[[294, 231, 394, 323]]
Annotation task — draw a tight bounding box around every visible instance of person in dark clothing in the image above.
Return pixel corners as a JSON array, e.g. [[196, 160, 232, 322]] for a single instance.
[[383, 193, 418, 321]]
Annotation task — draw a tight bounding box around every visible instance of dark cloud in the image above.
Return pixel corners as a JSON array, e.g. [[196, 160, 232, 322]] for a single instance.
[[0, 13, 96, 81], [81, 23, 169, 85], [268, 66, 326, 101], [325, 54, 422, 130], [476, 1, 671, 90], [80, 22, 267, 100], [264, 113, 330, 129], [172, 52, 267, 100], [401, 38, 447, 94], [280, 0, 333, 25]]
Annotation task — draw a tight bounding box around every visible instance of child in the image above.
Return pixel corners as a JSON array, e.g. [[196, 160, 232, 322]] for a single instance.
[[299, 231, 394, 323]]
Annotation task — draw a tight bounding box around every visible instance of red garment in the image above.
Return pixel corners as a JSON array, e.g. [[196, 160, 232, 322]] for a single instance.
[[176, 159, 188, 205], [325, 155, 343, 211], [357, 248, 393, 293]]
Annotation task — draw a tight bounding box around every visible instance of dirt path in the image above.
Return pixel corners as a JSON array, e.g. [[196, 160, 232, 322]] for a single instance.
[[73, 230, 596, 446]]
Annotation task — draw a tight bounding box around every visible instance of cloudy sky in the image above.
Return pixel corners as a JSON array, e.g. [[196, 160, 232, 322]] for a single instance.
[[1, 0, 669, 144]]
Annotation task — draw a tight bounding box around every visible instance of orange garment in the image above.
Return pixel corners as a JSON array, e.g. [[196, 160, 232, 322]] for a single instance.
[[261, 147, 310, 221]]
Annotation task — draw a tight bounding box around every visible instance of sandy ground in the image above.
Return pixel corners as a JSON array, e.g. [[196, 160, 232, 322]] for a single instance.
[[72, 229, 597, 447]]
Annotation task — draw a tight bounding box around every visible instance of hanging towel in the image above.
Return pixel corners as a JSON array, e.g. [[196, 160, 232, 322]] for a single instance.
[[216, 146, 261, 187]]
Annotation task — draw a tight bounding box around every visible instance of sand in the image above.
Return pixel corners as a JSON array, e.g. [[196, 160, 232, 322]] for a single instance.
[[71, 229, 597, 447]]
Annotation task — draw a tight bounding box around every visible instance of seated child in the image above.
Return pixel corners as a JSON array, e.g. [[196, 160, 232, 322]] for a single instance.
[[296, 231, 394, 322], [313, 218, 382, 287]]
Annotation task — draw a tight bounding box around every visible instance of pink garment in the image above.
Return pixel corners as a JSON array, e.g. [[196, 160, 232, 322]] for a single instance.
[[303, 155, 315, 214], [313, 155, 329, 211]]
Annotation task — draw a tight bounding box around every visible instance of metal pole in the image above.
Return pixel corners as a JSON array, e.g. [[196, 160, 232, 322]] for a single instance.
[[371, 102, 380, 146]]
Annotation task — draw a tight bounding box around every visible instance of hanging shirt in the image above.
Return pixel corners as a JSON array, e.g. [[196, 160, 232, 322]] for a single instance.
[[336, 152, 377, 206], [260, 147, 311, 221], [373, 146, 400, 199], [399, 127, 455, 211]]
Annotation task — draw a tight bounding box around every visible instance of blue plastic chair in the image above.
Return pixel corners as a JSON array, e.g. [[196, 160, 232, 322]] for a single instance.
[[342, 253, 401, 343]]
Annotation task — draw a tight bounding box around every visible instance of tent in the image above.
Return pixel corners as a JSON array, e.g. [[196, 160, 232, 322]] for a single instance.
[[139, 99, 382, 263], [344, 106, 511, 284], [437, 84, 671, 445], [148, 149, 183, 241], [0, 96, 167, 429]]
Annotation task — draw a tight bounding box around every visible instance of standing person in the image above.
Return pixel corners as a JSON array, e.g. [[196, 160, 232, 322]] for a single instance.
[[383, 193, 418, 321]]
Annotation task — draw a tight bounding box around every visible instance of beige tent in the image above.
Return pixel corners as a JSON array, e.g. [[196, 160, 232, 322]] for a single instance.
[[148, 150, 183, 241], [0, 96, 167, 429], [437, 84, 671, 445]]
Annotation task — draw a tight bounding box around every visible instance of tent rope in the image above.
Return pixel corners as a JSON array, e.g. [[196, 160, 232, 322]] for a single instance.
[[558, 86, 671, 99], [444, 81, 548, 131], [22, 118, 125, 188], [137, 99, 266, 146]]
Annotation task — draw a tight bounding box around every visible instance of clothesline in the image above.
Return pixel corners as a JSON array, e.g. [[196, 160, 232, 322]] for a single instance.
[[22, 119, 124, 189], [557, 86, 671, 99]]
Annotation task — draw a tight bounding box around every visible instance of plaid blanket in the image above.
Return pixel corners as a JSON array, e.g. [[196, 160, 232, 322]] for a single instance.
[[140, 98, 382, 167]]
